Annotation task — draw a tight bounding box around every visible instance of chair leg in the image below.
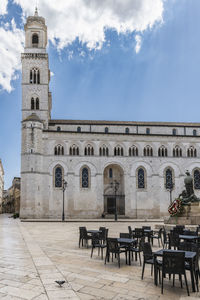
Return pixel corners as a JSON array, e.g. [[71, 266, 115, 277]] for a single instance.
[[151, 264, 153, 276], [184, 273, 190, 296], [91, 246, 94, 258], [179, 274, 183, 288], [139, 252, 141, 266], [118, 253, 120, 268], [141, 262, 145, 280], [161, 272, 164, 294], [158, 238, 160, 247], [173, 274, 175, 287]]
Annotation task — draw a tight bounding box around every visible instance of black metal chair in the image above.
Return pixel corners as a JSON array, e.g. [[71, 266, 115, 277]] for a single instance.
[[169, 232, 180, 250], [99, 227, 108, 244], [162, 228, 170, 249], [134, 228, 144, 243], [105, 238, 127, 268], [151, 228, 163, 247], [91, 233, 107, 259], [129, 236, 145, 266], [141, 242, 162, 280], [119, 233, 131, 239], [161, 250, 189, 296], [184, 243, 200, 292], [128, 226, 133, 238], [79, 227, 92, 248]]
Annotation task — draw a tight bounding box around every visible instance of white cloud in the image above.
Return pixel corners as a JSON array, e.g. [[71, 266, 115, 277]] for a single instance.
[[135, 34, 142, 53], [0, 0, 164, 92], [14, 0, 164, 51], [0, 0, 8, 15], [0, 19, 24, 92]]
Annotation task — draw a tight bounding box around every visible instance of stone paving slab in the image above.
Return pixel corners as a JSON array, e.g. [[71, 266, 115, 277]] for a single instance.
[[0, 215, 199, 299]]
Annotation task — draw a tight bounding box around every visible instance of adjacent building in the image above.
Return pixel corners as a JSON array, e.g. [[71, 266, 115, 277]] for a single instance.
[[0, 160, 4, 213], [20, 10, 200, 219]]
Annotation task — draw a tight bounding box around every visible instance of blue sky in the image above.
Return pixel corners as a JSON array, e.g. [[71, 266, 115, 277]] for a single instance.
[[1, 0, 200, 188]]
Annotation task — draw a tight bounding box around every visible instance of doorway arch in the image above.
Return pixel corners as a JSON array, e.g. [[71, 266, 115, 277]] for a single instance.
[[103, 164, 125, 215]]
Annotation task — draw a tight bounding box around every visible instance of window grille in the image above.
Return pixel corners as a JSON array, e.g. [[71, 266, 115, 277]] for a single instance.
[[194, 169, 200, 189], [55, 166, 63, 188], [82, 167, 89, 188], [165, 168, 173, 190], [137, 168, 145, 189]]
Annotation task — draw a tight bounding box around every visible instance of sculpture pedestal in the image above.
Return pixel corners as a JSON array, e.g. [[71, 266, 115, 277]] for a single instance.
[[164, 202, 200, 225]]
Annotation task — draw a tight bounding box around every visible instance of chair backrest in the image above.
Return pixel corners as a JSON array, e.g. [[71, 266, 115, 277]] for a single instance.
[[163, 228, 167, 243], [135, 228, 144, 238], [142, 226, 151, 230], [91, 233, 101, 246], [120, 233, 130, 239], [107, 238, 119, 252], [163, 250, 185, 275], [139, 236, 145, 251], [79, 227, 87, 238], [158, 228, 163, 237], [128, 226, 132, 236], [99, 227, 107, 239], [169, 232, 179, 248], [142, 242, 153, 260], [173, 226, 184, 235]]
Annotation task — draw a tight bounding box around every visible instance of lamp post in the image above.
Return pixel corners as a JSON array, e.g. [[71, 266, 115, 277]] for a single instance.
[[110, 180, 119, 221], [62, 179, 67, 222]]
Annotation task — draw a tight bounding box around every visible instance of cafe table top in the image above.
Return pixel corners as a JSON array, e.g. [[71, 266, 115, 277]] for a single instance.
[[117, 238, 136, 244], [154, 249, 196, 259], [87, 230, 102, 234], [179, 234, 199, 241]]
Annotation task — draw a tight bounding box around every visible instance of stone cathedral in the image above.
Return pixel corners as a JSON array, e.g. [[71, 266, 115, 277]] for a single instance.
[[20, 10, 200, 219]]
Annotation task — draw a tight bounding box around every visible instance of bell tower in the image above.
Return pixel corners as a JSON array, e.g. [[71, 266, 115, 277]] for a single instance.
[[21, 8, 52, 128]]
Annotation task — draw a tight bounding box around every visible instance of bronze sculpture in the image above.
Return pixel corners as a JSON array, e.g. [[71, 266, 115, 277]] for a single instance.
[[179, 171, 200, 205]]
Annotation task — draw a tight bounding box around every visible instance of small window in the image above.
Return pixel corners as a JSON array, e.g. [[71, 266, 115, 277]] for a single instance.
[[109, 168, 113, 178], [146, 128, 150, 134], [54, 166, 63, 188], [36, 98, 39, 110], [172, 129, 176, 135], [105, 127, 109, 133], [193, 129, 197, 136], [125, 128, 129, 134], [57, 126, 61, 131], [32, 33, 39, 46], [81, 167, 89, 188], [137, 168, 145, 189], [77, 127, 81, 132], [194, 169, 200, 189], [31, 97, 35, 110]]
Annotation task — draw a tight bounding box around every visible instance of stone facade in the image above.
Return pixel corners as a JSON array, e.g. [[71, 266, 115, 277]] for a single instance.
[[2, 177, 20, 214], [0, 160, 4, 213], [20, 11, 200, 220]]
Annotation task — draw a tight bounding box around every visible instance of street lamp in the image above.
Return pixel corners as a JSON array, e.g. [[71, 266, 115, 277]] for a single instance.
[[110, 180, 119, 221], [62, 179, 67, 221]]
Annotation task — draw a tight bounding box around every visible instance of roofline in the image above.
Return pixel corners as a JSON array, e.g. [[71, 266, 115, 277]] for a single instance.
[[49, 119, 200, 127]]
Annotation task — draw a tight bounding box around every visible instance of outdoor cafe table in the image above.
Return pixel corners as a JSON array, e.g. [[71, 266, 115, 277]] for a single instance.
[[179, 235, 200, 242], [87, 230, 102, 234], [153, 249, 197, 292], [117, 238, 137, 265]]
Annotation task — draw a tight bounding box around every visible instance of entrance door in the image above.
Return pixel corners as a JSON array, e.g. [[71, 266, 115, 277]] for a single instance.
[[107, 197, 116, 214]]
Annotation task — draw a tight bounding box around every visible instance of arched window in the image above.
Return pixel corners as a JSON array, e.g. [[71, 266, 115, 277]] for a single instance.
[[173, 145, 182, 157], [114, 146, 124, 156], [31, 97, 35, 110], [194, 169, 200, 189], [81, 167, 90, 188], [193, 129, 197, 136], [187, 146, 197, 158], [146, 128, 150, 134], [30, 68, 40, 84], [129, 146, 138, 156], [57, 126, 61, 131], [109, 168, 113, 178], [125, 127, 129, 134], [54, 166, 63, 188], [84, 144, 94, 156], [99, 145, 109, 156], [105, 127, 109, 133], [144, 145, 153, 156], [54, 145, 64, 156], [69, 144, 79, 156], [32, 33, 39, 46], [36, 98, 39, 110], [77, 126, 81, 132], [172, 128, 176, 135], [158, 145, 168, 157], [137, 168, 146, 189], [165, 168, 173, 190]]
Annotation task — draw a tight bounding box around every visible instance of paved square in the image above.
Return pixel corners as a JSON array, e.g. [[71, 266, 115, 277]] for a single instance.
[[0, 215, 199, 299]]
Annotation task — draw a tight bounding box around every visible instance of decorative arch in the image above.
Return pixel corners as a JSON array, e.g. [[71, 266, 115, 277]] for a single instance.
[[54, 144, 64, 156], [173, 145, 182, 157], [187, 146, 197, 158], [53, 165, 63, 188], [158, 145, 168, 157], [99, 144, 109, 156], [114, 145, 124, 156], [69, 144, 79, 156], [129, 145, 138, 156], [143, 145, 153, 157]]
